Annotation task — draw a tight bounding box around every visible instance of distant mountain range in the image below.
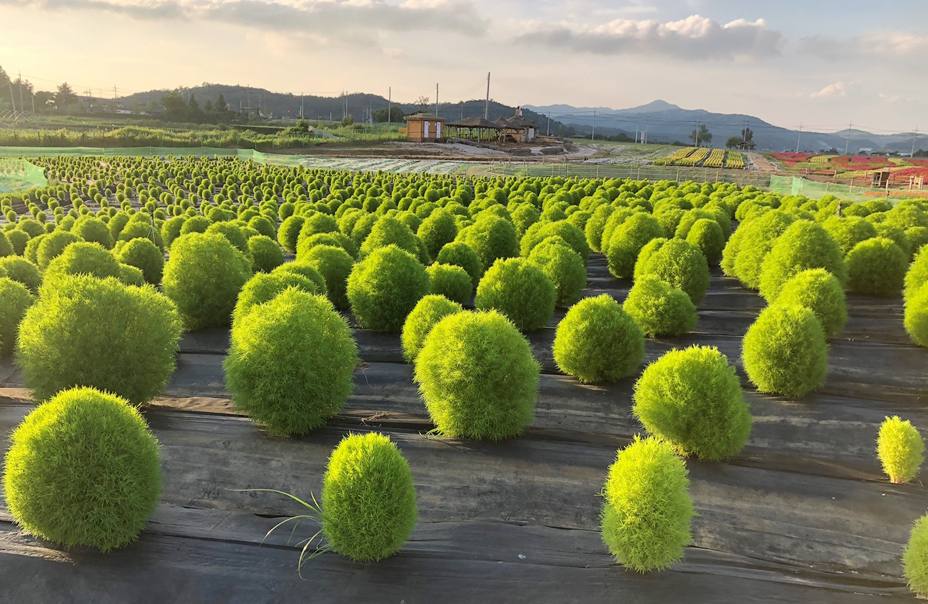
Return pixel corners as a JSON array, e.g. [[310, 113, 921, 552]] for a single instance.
[[525, 100, 922, 153]]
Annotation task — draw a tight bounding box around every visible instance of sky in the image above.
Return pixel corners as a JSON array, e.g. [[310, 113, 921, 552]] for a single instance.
[[0, 0, 925, 133]]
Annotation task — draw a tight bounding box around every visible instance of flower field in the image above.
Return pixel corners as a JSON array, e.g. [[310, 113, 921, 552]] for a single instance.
[[655, 147, 746, 169], [0, 155, 927, 601], [770, 152, 928, 183]]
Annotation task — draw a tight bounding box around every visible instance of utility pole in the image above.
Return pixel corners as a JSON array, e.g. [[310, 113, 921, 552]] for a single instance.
[[8, 79, 15, 113], [300, 92, 304, 119], [387, 87, 392, 124], [484, 72, 490, 120], [913, 127, 920, 157], [844, 121, 852, 156], [591, 109, 596, 141], [435, 83, 439, 117], [796, 122, 803, 153], [635, 127, 639, 144], [695, 119, 700, 147], [546, 113, 550, 137], [461, 101, 464, 120], [18, 71, 24, 113]]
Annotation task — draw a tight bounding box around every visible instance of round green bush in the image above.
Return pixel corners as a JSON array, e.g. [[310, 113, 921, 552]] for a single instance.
[[401, 294, 464, 363], [877, 416, 924, 484], [180, 215, 211, 237], [731, 210, 795, 289], [475, 257, 555, 332], [623, 277, 697, 337], [115, 237, 164, 285], [742, 305, 828, 398], [36, 230, 80, 270], [526, 237, 587, 308], [418, 209, 458, 261], [822, 216, 878, 256], [633, 346, 752, 460], [119, 263, 146, 286], [6, 229, 29, 256], [436, 241, 482, 288], [521, 220, 590, 266], [321, 432, 417, 561], [601, 436, 693, 572], [277, 215, 305, 253], [24, 234, 45, 265], [161, 216, 186, 248], [301, 244, 355, 310], [225, 289, 357, 435], [0, 230, 13, 257], [205, 221, 250, 257], [426, 263, 472, 305], [455, 214, 519, 271], [271, 261, 327, 294], [2, 387, 161, 552], [0, 277, 34, 356], [414, 310, 539, 440], [0, 256, 41, 293], [776, 269, 847, 337], [72, 216, 114, 249], [233, 271, 323, 325], [553, 294, 644, 383], [248, 215, 276, 240], [759, 221, 847, 301], [248, 235, 284, 273], [16, 275, 182, 405], [845, 237, 907, 297], [606, 213, 663, 279], [297, 231, 358, 260], [163, 233, 253, 330], [347, 245, 430, 332], [633, 238, 709, 305], [43, 242, 121, 289], [360, 216, 419, 258], [905, 282, 928, 347], [685, 218, 724, 266], [906, 226, 928, 257], [905, 514, 928, 597], [905, 245, 928, 301]]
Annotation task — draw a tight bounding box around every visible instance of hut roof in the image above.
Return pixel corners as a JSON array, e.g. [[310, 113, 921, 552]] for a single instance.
[[446, 116, 500, 129], [494, 115, 536, 129], [404, 112, 445, 122]]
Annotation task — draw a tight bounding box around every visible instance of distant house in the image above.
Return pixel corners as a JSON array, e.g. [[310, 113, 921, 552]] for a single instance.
[[404, 112, 446, 142], [494, 107, 536, 143]]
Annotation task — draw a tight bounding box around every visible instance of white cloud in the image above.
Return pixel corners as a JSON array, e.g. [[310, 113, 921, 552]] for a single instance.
[[811, 81, 850, 98], [514, 14, 786, 60], [800, 32, 928, 60]]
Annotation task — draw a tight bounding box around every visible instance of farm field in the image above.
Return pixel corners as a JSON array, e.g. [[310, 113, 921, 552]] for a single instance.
[[655, 146, 746, 169], [0, 156, 928, 601], [769, 152, 928, 182]]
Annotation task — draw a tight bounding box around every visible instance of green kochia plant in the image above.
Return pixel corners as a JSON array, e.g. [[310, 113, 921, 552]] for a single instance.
[[775, 268, 847, 337], [905, 514, 928, 597], [225, 289, 358, 436], [633, 346, 752, 461], [475, 257, 556, 332], [0, 277, 34, 356], [347, 245, 430, 332], [601, 436, 694, 573], [3, 387, 162, 552], [633, 238, 709, 305], [401, 295, 464, 363], [623, 277, 697, 337], [877, 416, 924, 484]]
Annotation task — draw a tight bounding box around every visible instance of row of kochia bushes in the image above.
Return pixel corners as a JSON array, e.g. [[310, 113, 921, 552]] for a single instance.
[[1, 157, 928, 584]]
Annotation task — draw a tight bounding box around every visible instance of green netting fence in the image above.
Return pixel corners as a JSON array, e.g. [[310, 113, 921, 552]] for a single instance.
[[0, 146, 305, 167], [769, 175, 928, 202], [0, 158, 48, 193]]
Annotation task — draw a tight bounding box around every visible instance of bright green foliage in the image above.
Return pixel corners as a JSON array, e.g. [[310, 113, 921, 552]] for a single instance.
[[454, 214, 519, 271], [163, 233, 252, 330], [845, 237, 907, 297], [527, 237, 587, 308], [905, 514, 928, 597], [905, 245, 928, 301], [277, 215, 305, 252], [401, 294, 464, 363], [606, 213, 663, 279], [414, 310, 539, 440], [633, 238, 709, 305], [600, 208, 636, 255], [553, 294, 644, 383], [776, 269, 847, 337], [905, 226, 928, 257], [233, 271, 323, 325], [0, 257, 41, 293], [301, 244, 355, 310], [321, 433, 417, 561], [758, 221, 847, 301], [520, 220, 590, 266], [0, 277, 34, 356], [16, 275, 182, 405], [585, 205, 613, 252], [601, 436, 694, 573], [623, 277, 697, 337], [297, 232, 359, 260], [731, 210, 795, 289], [36, 230, 80, 270], [511, 203, 540, 238], [73, 216, 114, 249], [161, 216, 186, 248], [475, 257, 556, 332], [119, 264, 145, 286], [877, 416, 924, 484], [905, 283, 928, 347], [436, 241, 482, 288], [116, 237, 164, 285], [272, 262, 327, 294], [360, 216, 419, 258], [685, 218, 724, 266], [426, 263, 472, 305], [180, 215, 210, 236], [248, 235, 284, 273], [205, 222, 250, 257], [742, 305, 828, 398], [822, 216, 878, 256], [6, 230, 29, 256], [248, 215, 276, 240], [418, 209, 458, 260], [2, 387, 161, 552], [225, 290, 358, 435], [633, 346, 752, 460], [43, 242, 121, 289], [347, 245, 430, 332]]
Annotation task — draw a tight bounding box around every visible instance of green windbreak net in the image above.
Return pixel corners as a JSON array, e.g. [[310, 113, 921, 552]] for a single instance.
[[769, 175, 928, 203], [0, 146, 304, 168], [0, 158, 48, 193]]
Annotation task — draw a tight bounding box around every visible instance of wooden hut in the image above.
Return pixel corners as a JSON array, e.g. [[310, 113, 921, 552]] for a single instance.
[[446, 116, 501, 142], [494, 107, 536, 144], [404, 112, 447, 142]]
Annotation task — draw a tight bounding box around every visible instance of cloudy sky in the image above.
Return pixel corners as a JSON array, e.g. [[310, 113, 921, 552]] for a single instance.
[[1, 0, 925, 132]]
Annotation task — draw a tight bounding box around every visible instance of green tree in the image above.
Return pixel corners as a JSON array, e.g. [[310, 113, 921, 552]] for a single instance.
[[690, 124, 712, 146], [215, 93, 228, 112], [55, 83, 78, 108], [373, 107, 405, 123], [726, 136, 742, 149], [161, 90, 187, 121], [203, 99, 213, 113], [341, 115, 355, 127], [187, 94, 202, 122]]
